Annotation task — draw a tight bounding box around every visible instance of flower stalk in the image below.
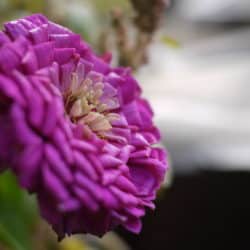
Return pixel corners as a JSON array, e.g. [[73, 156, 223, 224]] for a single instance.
[[101, 0, 170, 69]]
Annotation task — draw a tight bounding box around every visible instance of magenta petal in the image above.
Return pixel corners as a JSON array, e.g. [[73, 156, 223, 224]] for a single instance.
[[125, 206, 145, 218], [120, 76, 141, 104], [45, 144, 73, 183], [30, 24, 49, 44], [71, 139, 97, 153], [123, 101, 142, 126], [17, 144, 43, 190], [129, 166, 158, 196], [4, 21, 29, 39], [12, 71, 32, 101], [115, 175, 137, 194], [73, 186, 99, 212], [54, 48, 76, 64], [42, 99, 62, 135], [0, 44, 20, 73], [43, 163, 70, 201], [50, 34, 81, 49], [22, 49, 39, 73], [34, 41, 55, 68], [53, 128, 73, 164], [0, 32, 10, 47], [27, 85, 45, 127], [75, 172, 103, 201], [26, 14, 48, 26], [74, 151, 98, 181], [58, 198, 81, 213], [11, 105, 41, 145], [48, 21, 72, 35], [102, 190, 120, 209], [102, 169, 121, 185], [100, 155, 123, 168], [110, 186, 138, 206], [124, 218, 142, 234], [0, 74, 26, 106]]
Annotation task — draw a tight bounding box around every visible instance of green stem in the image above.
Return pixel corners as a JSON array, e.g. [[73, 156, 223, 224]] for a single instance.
[[0, 222, 26, 250]]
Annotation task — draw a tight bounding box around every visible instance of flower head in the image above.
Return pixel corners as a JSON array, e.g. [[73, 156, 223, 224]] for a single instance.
[[0, 14, 168, 238]]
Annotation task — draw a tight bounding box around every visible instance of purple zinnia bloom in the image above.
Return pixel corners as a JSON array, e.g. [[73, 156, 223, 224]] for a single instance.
[[0, 14, 168, 238]]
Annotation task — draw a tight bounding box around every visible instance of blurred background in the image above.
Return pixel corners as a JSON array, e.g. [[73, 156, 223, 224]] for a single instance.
[[0, 0, 250, 249]]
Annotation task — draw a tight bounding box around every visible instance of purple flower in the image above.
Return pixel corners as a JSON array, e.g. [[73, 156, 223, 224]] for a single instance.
[[0, 14, 168, 238]]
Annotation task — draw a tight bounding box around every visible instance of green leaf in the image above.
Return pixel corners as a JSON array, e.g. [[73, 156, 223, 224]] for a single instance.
[[92, 0, 129, 13], [0, 171, 39, 250], [0, 223, 26, 250]]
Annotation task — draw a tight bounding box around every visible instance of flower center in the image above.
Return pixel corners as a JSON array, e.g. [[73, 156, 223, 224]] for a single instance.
[[63, 72, 120, 137]]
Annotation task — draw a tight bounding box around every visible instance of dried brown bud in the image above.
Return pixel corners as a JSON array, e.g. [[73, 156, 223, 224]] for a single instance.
[[130, 0, 170, 33], [100, 0, 170, 69]]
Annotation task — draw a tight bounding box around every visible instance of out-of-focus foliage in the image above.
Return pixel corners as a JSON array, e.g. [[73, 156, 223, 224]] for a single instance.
[[0, 171, 38, 250], [7, 0, 45, 12], [59, 237, 91, 250], [92, 0, 130, 13], [161, 35, 180, 48]]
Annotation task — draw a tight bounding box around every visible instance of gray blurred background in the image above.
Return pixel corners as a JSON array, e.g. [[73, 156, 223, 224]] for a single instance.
[[138, 0, 250, 172]]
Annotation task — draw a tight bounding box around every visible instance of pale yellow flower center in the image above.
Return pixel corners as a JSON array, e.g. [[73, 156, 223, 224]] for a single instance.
[[64, 72, 120, 137]]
